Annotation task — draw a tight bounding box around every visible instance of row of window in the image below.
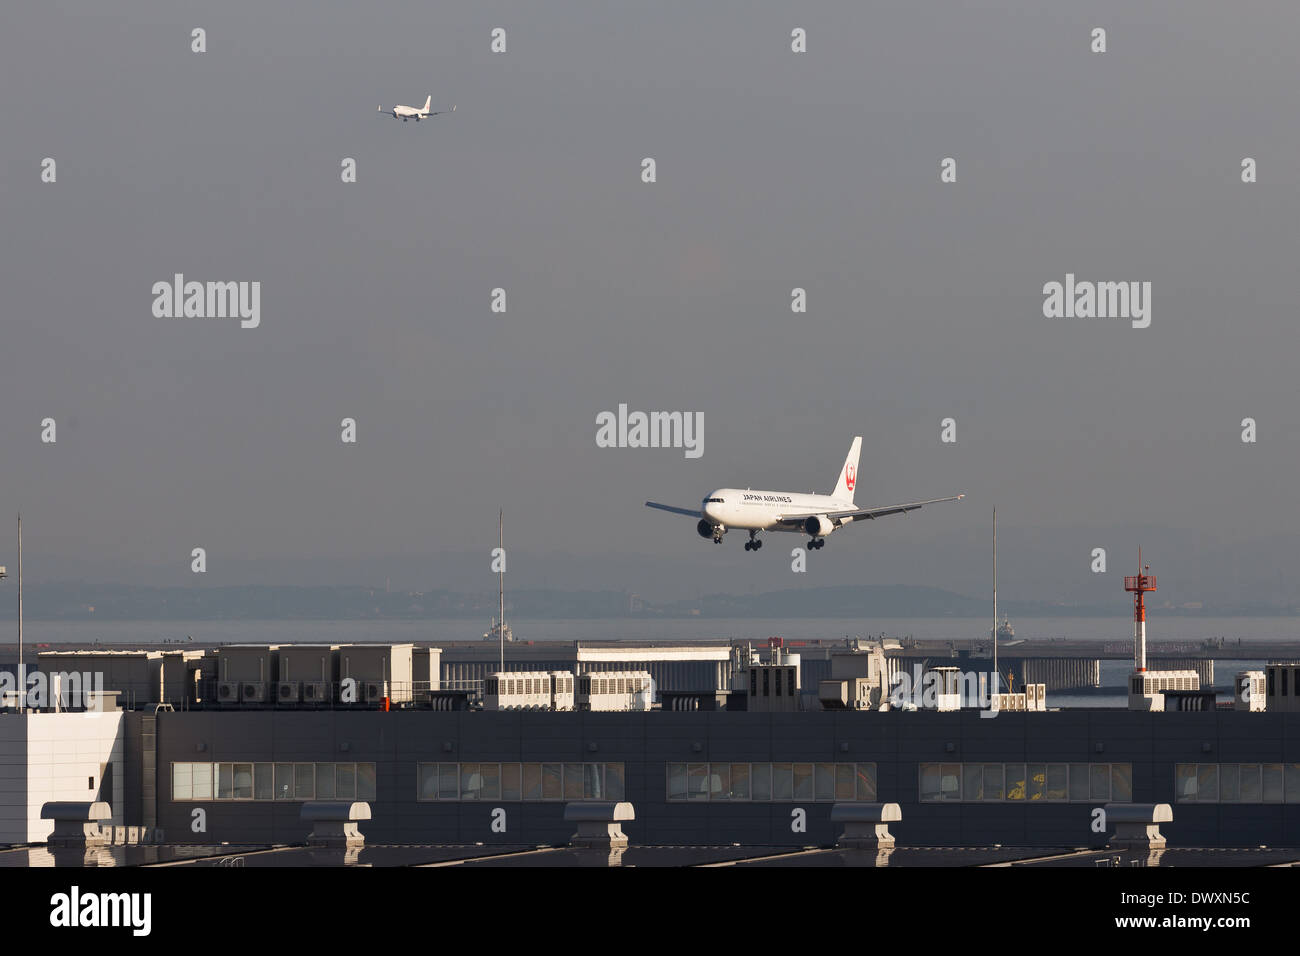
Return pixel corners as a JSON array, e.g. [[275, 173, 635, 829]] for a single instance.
[[171, 762, 376, 801], [417, 763, 625, 801], [919, 763, 1133, 803], [170, 758, 1300, 806], [1175, 763, 1300, 803], [666, 763, 877, 802]]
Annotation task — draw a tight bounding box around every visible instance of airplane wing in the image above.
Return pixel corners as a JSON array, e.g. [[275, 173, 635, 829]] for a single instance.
[[773, 494, 964, 526], [424, 105, 456, 117], [645, 501, 701, 518]]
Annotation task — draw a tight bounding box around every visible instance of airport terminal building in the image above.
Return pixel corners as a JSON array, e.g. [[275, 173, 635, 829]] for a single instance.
[[8, 640, 1300, 850], [136, 707, 1300, 849]]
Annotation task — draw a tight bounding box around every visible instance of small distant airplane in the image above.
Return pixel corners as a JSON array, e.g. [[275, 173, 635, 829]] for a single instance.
[[646, 436, 963, 552], [378, 95, 455, 122]]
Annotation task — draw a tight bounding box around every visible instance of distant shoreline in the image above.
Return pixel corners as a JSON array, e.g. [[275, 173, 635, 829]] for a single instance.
[[3, 616, 1297, 647], [2, 581, 1295, 623]]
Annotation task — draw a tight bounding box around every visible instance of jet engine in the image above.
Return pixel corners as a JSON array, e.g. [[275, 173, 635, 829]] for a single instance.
[[803, 515, 834, 537], [698, 519, 722, 539]]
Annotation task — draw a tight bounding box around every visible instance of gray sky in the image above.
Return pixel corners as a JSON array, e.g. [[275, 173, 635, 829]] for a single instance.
[[2, 1, 1299, 608]]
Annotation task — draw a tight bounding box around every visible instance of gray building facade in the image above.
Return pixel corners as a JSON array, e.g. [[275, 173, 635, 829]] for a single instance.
[[138, 709, 1300, 849]]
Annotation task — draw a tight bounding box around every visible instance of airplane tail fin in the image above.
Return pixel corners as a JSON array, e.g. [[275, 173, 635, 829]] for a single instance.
[[422, 95, 432, 112], [831, 436, 863, 503]]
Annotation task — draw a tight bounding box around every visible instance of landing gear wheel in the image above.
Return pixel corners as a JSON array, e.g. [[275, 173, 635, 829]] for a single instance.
[[744, 541, 753, 551]]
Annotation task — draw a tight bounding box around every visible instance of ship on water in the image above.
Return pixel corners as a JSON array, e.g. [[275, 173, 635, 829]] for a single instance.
[[485, 509, 513, 644]]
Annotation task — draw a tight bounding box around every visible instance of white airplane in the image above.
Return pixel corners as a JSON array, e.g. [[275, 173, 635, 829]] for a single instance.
[[646, 437, 963, 552], [378, 96, 455, 122]]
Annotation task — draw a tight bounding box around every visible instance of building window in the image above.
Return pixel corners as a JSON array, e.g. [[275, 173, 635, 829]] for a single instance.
[[254, 763, 273, 801], [918, 763, 1132, 803], [665, 762, 876, 802], [415, 762, 625, 801], [171, 762, 375, 802], [295, 763, 315, 800], [1176, 763, 1300, 803]]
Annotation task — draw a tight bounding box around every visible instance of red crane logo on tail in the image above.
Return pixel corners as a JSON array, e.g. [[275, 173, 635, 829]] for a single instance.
[[845, 464, 856, 491]]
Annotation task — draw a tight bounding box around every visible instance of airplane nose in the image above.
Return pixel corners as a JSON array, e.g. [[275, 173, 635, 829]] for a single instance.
[[703, 502, 719, 521]]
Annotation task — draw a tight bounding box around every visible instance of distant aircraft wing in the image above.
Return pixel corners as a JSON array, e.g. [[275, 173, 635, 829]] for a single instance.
[[774, 494, 964, 526], [424, 105, 456, 116], [645, 501, 701, 518]]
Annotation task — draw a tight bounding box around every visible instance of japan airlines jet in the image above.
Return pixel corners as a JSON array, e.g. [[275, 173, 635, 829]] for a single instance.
[[378, 96, 456, 121], [646, 437, 963, 552]]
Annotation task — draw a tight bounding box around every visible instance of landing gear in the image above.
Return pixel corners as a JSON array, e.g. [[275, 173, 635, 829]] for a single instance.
[[807, 538, 825, 550], [744, 532, 763, 551]]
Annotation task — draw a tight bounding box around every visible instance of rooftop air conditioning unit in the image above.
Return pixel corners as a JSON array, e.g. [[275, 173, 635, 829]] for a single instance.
[[217, 681, 239, 703], [277, 681, 300, 704], [241, 682, 266, 704], [302, 682, 328, 703], [364, 681, 387, 703]]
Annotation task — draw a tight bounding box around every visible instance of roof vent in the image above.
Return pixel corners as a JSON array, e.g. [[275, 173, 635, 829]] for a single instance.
[[831, 802, 901, 850], [301, 801, 371, 848], [41, 801, 111, 848], [1105, 802, 1172, 850], [564, 801, 635, 849]]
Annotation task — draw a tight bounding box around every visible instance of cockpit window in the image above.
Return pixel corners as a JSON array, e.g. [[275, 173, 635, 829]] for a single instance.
[[704, 497, 725, 503]]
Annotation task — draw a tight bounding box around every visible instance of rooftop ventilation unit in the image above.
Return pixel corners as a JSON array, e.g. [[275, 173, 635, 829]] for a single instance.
[[277, 681, 300, 704], [241, 682, 266, 704], [302, 682, 329, 704], [216, 681, 239, 704]]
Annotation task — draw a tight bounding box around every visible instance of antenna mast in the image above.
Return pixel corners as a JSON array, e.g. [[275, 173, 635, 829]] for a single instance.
[[1125, 547, 1156, 674], [17, 515, 23, 714], [992, 507, 998, 699], [499, 509, 505, 672]]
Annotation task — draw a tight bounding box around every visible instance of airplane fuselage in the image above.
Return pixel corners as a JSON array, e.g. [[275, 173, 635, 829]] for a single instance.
[[703, 489, 853, 533]]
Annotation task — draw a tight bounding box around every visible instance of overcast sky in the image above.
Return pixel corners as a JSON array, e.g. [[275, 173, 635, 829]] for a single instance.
[[2, 2, 1299, 608]]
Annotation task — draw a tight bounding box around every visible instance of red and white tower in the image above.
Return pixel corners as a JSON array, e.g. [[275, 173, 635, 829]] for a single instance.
[[1124, 552, 1157, 673]]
